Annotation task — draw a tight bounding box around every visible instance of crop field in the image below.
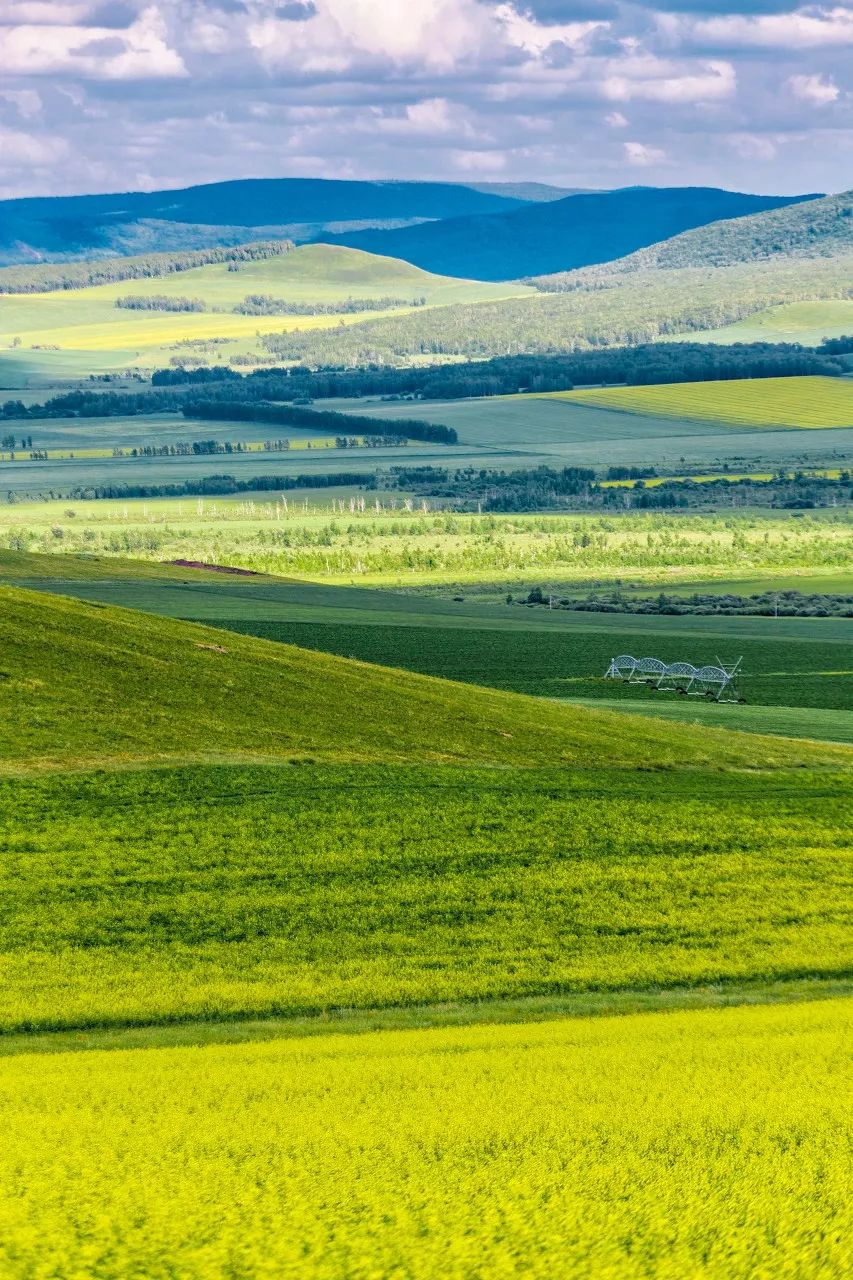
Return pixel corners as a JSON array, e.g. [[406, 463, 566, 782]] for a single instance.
[[332, 392, 853, 470], [560, 376, 853, 429], [0, 1000, 850, 1278], [0, 245, 531, 378], [4, 759, 851, 1032], [2, 573, 851, 1276]]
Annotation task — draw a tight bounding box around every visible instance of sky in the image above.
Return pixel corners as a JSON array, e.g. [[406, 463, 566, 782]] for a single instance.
[[0, 0, 850, 200]]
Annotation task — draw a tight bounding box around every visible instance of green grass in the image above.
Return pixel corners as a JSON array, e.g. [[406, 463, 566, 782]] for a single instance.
[[7, 584, 830, 772], [2, 761, 851, 1033], [564, 699, 853, 744], [560, 376, 853, 429], [672, 299, 853, 346], [2, 1000, 850, 1278], [0, 244, 532, 379], [2, 501, 849, 588], [332, 392, 853, 471]]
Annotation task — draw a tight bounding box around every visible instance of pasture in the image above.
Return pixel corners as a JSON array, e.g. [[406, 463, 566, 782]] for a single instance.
[[681, 298, 853, 346], [0, 245, 531, 378], [559, 375, 853, 429], [1, 499, 848, 589], [1, 1000, 849, 1278], [2, 573, 850, 1278]]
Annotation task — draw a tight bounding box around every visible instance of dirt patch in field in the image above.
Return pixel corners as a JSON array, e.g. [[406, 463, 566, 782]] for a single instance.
[[168, 560, 262, 577]]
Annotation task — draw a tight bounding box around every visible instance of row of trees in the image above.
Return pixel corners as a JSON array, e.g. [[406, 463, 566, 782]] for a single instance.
[[233, 294, 427, 316], [115, 295, 206, 312], [0, 240, 295, 295], [182, 400, 459, 445]]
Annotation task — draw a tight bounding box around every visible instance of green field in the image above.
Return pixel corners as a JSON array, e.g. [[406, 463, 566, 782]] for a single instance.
[[0, 244, 532, 381], [3, 567, 851, 1276], [560, 376, 853, 429], [676, 299, 853, 346], [332, 392, 853, 471], [2, 499, 848, 589]]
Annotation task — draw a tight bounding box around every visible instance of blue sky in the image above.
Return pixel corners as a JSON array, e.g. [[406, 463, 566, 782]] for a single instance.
[[0, 1, 849, 198]]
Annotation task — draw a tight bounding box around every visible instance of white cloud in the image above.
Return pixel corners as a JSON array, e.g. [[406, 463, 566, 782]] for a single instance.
[[602, 56, 735, 104], [677, 7, 853, 51], [0, 5, 186, 79], [604, 110, 628, 128], [0, 124, 67, 164], [624, 140, 667, 166], [728, 132, 778, 161], [0, 88, 42, 118], [249, 0, 500, 75], [788, 72, 840, 105]]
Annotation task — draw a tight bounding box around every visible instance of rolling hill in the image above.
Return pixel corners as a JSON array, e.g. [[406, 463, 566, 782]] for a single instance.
[[0, 243, 532, 378], [1, 583, 830, 773], [320, 187, 817, 281], [532, 189, 853, 288], [0, 177, 571, 268]]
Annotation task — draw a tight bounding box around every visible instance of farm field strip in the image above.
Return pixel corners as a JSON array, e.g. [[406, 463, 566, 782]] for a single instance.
[[2, 761, 851, 1033], [555, 375, 853, 429], [0, 1000, 849, 1278], [1, 501, 849, 587], [561, 698, 853, 744]]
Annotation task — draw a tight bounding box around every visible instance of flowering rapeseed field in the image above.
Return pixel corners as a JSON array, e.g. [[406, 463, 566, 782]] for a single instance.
[[0, 999, 849, 1279]]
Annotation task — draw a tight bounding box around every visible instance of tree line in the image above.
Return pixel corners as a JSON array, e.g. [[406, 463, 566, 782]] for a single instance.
[[0, 240, 295, 295], [182, 400, 459, 444], [233, 294, 427, 316]]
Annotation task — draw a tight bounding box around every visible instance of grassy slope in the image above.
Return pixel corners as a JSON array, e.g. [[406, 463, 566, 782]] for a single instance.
[[0, 1000, 849, 1278], [6, 583, 837, 771], [660, 299, 853, 346], [0, 243, 531, 367], [2, 584, 850, 1038], [560, 376, 853, 428]]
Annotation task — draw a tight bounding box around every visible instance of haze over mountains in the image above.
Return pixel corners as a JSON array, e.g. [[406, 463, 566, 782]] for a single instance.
[[0, 178, 821, 280], [0, 178, 572, 268]]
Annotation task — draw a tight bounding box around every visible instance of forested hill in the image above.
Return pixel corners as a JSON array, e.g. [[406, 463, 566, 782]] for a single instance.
[[317, 187, 817, 281], [532, 190, 853, 288], [0, 178, 552, 268]]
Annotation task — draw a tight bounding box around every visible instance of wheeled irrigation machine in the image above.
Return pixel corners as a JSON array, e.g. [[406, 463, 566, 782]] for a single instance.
[[605, 654, 746, 703]]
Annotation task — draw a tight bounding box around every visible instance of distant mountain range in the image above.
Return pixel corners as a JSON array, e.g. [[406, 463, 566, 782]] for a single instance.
[[321, 187, 820, 281], [0, 178, 819, 278], [0, 178, 573, 267]]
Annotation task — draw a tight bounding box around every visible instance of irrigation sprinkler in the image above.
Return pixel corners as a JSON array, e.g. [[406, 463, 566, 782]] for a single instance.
[[604, 655, 746, 702]]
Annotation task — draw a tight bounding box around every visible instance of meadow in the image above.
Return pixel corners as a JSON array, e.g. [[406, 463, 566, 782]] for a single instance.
[[0, 244, 531, 378], [0, 1000, 850, 1278], [560, 375, 853, 429], [667, 298, 853, 346], [332, 393, 853, 472], [1, 499, 848, 588], [2, 569, 851, 1277]]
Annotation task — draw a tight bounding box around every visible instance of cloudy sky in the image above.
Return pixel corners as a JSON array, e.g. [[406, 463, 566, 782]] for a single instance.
[[0, 0, 850, 199]]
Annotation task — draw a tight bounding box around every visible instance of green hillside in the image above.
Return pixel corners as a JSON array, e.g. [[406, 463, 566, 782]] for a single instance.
[[7, 584, 833, 772], [261, 254, 852, 364], [0, 244, 531, 379]]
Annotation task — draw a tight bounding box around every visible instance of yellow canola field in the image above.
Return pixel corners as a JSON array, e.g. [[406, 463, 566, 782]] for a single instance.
[[0, 998, 850, 1279]]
